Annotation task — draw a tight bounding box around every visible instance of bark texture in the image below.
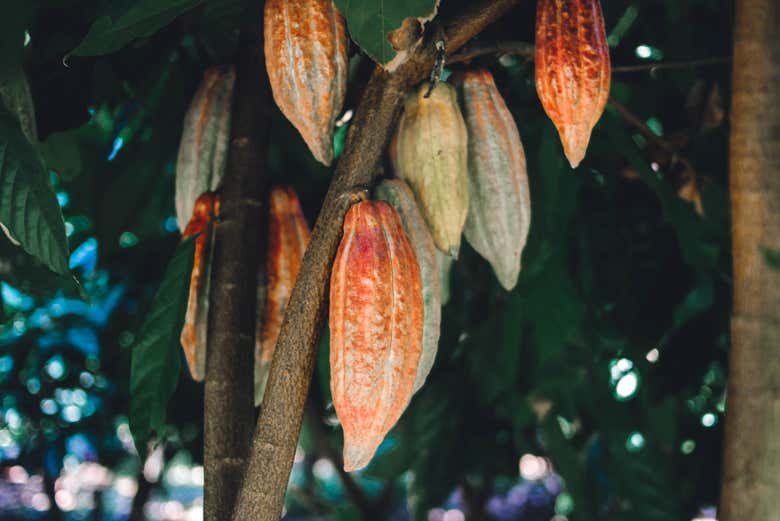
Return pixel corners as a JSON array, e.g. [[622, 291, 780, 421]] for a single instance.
[[230, 1, 520, 519], [203, 22, 270, 521], [719, 1, 780, 520]]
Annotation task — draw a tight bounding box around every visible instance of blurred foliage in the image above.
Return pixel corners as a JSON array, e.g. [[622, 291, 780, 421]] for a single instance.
[[0, 0, 732, 520]]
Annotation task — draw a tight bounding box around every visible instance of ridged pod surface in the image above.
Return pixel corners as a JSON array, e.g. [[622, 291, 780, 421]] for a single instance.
[[180, 191, 221, 381], [255, 186, 311, 405], [175, 68, 234, 231], [455, 68, 531, 291], [264, 0, 348, 166], [375, 179, 440, 393], [330, 202, 423, 471], [535, 0, 611, 168], [395, 82, 469, 257]]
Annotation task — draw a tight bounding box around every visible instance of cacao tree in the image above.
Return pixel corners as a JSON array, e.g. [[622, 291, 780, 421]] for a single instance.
[[0, 1, 769, 521]]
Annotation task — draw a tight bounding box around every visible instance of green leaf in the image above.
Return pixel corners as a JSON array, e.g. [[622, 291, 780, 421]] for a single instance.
[[129, 236, 196, 456], [335, 0, 438, 66], [0, 104, 70, 275], [70, 0, 202, 56], [0, 68, 38, 143]]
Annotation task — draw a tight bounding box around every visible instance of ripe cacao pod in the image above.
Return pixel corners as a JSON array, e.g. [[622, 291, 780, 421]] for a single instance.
[[330, 201, 423, 471], [395, 81, 469, 257], [535, 0, 611, 168], [264, 0, 348, 166], [375, 179, 440, 393], [454, 68, 531, 291], [180, 191, 221, 381], [175, 68, 235, 231], [255, 186, 311, 405]]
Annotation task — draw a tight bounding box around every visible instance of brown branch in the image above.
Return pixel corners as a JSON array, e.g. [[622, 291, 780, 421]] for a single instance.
[[203, 18, 270, 521], [229, 1, 521, 519], [447, 40, 729, 74]]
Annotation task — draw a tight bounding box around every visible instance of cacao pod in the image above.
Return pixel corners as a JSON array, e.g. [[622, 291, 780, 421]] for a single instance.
[[175, 68, 235, 231], [395, 81, 469, 257], [535, 0, 611, 168], [330, 201, 423, 471], [264, 0, 348, 166], [255, 186, 311, 405], [454, 68, 531, 291], [437, 249, 453, 306], [180, 191, 221, 381], [375, 179, 440, 393]]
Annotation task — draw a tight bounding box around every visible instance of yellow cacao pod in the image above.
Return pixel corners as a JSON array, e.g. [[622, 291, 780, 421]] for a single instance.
[[535, 0, 611, 168], [376, 179, 441, 393], [175, 68, 234, 231], [330, 201, 423, 471], [255, 186, 311, 405], [455, 68, 531, 291], [264, 0, 348, 166], [180, 191, 221, 381], [395, 81, 469, 257]]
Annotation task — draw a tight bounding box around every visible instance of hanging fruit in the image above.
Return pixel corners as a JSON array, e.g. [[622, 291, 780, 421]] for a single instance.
[[395, 81, 469, 257], [264, 0, 348, 166], [376, 179, 441, 393], [454, 68, 531, 291], [330, 201, 423, 471], [255, 186, 311, 405], [175, 68, 235, 232], [535, 0, 611, 168], [180, 191, 221, 382]]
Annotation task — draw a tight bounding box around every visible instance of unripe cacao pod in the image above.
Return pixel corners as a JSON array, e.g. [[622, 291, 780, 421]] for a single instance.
[[330, 201, 423, 471], [175, 68, 234, 231], [535, 0, 611, 168], [255, 186, 311, 405], [454, 68, 531, 291], [437, 249, 453, 306], [376, 179, 440, 393], [264, 0, 348, 166], [395, 82, 469, 257], [180, 191, 221, 381]]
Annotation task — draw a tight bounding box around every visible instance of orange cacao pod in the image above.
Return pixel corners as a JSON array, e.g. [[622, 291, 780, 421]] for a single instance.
[[330, 201, 423, 471], [395, 82, 469, 257], [175, 68, 234, 231], [264, 0, 348, 166], [375, 179, 441, 393], [180, 191, 221, 381], [455, 68, 531, 291], [255, 186, 311, 405], [535, 0, 611, 168]]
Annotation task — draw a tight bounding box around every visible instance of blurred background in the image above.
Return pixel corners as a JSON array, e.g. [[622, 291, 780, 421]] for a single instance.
[[0, 0, 732, 519]]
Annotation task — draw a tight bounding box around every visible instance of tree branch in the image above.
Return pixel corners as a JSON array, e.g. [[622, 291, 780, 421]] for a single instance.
[[203, 18, 270, 521], [230, 1, 520, 519]]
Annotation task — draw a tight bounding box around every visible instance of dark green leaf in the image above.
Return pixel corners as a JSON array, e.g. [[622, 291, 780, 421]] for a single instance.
[[0, 104, 70, 275], [129, 236, 195, 456], [335, 0, 438, 66], [70, 0, 202, 56]]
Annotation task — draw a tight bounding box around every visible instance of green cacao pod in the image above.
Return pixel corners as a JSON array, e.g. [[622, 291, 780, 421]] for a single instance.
[[455, 68, 531, 291], [376, 179, 441, 393], [395, 81, 469, 258], [175, 68, 235, 231], [264, 0, 348, 166], [535, 0, 611, 168]]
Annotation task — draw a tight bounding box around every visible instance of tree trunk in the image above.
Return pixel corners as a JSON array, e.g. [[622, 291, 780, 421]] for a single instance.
[[719, 1, 780, 520], [203, 17, 271, 521]]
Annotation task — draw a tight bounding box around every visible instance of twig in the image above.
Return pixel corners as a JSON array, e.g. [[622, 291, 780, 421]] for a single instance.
[[448, 40, 535, 64], [229, 2, 521, 520], [612, 57, 731, 73], [203, 17, 270, 521]]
